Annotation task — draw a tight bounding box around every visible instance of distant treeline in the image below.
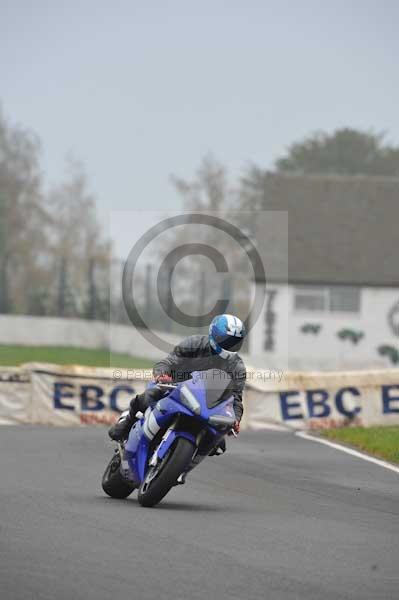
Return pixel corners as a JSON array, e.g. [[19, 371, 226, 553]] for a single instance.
[[0, 108, 110, 320]]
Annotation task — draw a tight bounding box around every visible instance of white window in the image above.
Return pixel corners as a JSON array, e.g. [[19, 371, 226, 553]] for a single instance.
[[294, 287, 327, 311], [329, 287, 360, 312], [294, 286, 360, 313]]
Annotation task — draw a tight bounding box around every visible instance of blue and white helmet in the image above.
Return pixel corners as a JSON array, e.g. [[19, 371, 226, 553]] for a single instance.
[[209, 314, 246, 358]]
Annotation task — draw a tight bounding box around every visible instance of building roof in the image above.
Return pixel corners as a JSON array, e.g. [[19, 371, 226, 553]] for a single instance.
[[252, 173, 399, 287]]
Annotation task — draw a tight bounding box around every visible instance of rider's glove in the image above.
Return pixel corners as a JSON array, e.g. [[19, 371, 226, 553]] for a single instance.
[[155, 374, 173, 384], [228, 420, 240, 436]]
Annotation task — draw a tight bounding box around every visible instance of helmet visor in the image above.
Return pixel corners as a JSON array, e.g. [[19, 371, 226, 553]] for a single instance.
[[217, 335, 244, 352]]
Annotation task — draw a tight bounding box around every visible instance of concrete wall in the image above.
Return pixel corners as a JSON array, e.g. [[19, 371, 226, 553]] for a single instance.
[[250, 283, 399, 371], [0, 315, 182, 361]]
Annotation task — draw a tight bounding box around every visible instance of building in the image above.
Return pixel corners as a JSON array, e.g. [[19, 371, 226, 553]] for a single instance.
[[249, 173, 399, 370]]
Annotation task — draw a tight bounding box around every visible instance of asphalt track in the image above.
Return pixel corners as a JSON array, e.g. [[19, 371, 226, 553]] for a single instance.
[[1, 427, 398, 600]]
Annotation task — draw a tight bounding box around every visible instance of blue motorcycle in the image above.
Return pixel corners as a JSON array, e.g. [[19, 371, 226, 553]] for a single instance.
[[102, 369, 236, 507]]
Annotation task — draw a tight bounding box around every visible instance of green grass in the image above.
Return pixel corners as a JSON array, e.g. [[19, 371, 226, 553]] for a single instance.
[[0, 345, 153, 369], [321, 426, 399, 464]]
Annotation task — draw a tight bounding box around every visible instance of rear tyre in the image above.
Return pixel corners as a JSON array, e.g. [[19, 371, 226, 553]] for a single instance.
[[138, 437, 194, 508], [102, 452, 136, 499]]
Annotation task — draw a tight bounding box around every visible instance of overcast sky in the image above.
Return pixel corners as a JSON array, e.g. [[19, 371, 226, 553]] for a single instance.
[[2, 0, 399, 256]]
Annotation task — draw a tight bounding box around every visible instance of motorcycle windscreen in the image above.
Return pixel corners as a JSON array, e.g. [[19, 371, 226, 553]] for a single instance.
[[195, 369, 234, 409]]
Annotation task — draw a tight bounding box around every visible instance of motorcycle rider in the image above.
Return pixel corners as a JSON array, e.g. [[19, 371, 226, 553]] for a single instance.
[[109, 314, 247, 444]]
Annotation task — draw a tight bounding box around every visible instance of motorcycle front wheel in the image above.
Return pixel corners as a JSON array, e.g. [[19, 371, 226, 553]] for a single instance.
[[138, 437, 194, 508]]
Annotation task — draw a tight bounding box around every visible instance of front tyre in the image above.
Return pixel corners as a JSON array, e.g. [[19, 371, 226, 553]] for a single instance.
[[138, 437, 194, 507], [102, 452, 136, 499]]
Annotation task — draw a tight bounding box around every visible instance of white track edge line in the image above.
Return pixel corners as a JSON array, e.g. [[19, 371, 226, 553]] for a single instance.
[[296, 431, 399, 475]]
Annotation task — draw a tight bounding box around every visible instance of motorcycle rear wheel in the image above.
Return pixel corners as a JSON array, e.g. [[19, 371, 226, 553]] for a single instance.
[[102, 452, 136, 499], [138, 437, 194, 507]]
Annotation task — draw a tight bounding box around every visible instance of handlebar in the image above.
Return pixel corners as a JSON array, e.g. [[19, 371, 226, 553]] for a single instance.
[[156, 383, 178, 389]]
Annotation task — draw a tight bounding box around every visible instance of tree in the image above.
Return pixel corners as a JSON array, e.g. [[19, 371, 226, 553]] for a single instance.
[[0, 191, 7, 311], [0, 107, 48, 314], [0, 107, 111, 319], [171, 154, 230, 212], [166, 155, 251, 332], [47, 158, 111, 320], [275, 128, 399, 176]]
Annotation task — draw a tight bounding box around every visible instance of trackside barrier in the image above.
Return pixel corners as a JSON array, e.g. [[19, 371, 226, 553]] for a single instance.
[[0, 363, 147, 426], [27, 363, 148, 426], [1, 363, 399, 429], [0, 367, 31, 425], [244, 367, 399, 430]]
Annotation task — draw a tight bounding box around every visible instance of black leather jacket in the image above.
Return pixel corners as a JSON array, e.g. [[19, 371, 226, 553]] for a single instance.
[[153, 334, 246, 420]]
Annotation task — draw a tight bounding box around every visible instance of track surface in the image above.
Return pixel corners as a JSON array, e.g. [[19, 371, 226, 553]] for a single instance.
[[1, 427, 398, 600]]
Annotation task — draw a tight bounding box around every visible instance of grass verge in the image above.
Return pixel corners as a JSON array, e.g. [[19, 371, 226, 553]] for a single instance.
[[321, 426, 399, 464], [0, 345, 153, 369]]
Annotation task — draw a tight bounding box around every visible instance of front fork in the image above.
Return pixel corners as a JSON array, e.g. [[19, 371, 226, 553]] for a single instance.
[[117, 442, 133, 481], [148, 421, 207, 480]]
